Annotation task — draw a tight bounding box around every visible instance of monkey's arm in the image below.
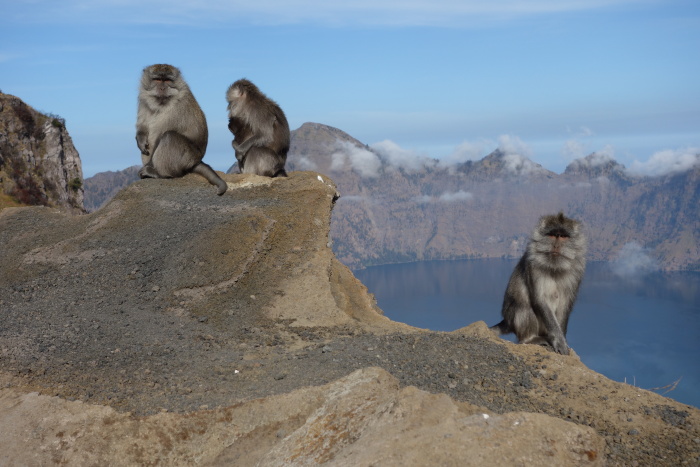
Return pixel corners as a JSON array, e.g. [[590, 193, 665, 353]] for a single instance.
[[232, 135, 258, 155], [528, 275, 569, 355], [232, 116, 278, 155], [532, 302, 569, 355], [136, 129, 149, 155]]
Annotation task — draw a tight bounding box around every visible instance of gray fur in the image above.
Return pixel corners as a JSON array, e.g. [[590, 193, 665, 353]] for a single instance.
[[136, 64, 227, 195], [226, 79, 289, 177], [491, 212, 587, 355]]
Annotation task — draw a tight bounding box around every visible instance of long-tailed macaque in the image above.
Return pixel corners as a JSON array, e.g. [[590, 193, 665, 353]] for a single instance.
[[136, 64, 227, 195], [491, 212, 587, 355], [226, 79, 289, 177]]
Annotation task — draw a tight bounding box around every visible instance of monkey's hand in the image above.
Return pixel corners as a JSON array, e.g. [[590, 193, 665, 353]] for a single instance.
[[136, 132, 150, 155], [232, 137, 257, 156], [232, 140, 246, 154]]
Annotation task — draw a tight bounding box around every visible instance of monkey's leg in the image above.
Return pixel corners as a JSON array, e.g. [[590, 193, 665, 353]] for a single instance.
[[234, 146, 247, 173], [138, 163, 160, 179], [150, 131, 201, 177], [242, 147, 287, 178], [233, 132, 274, 156], [192, 163, 228, 196]]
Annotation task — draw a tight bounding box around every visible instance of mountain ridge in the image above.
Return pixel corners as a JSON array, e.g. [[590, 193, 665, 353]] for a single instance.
[[84, 122, 700, 271]]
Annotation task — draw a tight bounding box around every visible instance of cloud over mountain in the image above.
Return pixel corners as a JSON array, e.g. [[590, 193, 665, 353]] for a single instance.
[[628, 147, 700, 177]]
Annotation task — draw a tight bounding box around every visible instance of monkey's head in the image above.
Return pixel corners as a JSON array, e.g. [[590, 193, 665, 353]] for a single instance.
[[226, 79, 259, 114], [529, 212, 586, 270], [141, 64, 182, 105]]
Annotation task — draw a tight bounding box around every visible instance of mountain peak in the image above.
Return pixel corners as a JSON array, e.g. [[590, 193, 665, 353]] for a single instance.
[[473, 149, 554, 178], [564, 152, 627, 177]]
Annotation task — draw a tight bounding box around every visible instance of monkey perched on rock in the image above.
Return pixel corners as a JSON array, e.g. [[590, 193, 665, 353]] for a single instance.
[[226, 79, 289, 177], [136, 64, 227, 195], [491, 212, 586, 355]]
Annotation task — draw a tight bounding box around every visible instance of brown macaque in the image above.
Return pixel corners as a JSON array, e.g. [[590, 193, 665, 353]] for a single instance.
[[491, 212, 587, 355], [226, 79, 289, 177], [136, 64, 227, 195]]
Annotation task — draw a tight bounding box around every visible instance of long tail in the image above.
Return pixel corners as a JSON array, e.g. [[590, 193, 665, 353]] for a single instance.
[[193, 162, 227, 195], [490, 320, 510, 336]]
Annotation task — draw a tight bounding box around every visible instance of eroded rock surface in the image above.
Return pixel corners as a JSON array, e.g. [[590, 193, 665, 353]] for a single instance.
[[0, 172, 697, 465]]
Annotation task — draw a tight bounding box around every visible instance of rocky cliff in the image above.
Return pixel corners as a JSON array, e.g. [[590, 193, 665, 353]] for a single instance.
[[0, 172, 697, 465], [0, 93, 84, 213]]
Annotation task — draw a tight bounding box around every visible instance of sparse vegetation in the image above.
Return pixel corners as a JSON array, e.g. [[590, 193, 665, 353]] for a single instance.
[[46, 112, 66, 128], [69, 177, 83, 191]]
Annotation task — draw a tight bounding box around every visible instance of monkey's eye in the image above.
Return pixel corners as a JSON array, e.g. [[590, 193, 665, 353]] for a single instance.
[[546, 228, 570, 239]]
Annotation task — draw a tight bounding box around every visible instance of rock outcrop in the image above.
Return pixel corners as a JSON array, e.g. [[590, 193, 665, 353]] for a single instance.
[[1, 172, 697, 465], [0, 93, 84, 213]]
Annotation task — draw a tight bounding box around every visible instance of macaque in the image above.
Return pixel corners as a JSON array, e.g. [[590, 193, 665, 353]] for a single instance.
[[226, 79, 289, 177], [136, 64, 227, 195], [491, 213, 587, 355]]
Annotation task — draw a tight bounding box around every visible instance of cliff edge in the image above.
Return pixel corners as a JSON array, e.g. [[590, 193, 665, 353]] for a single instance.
[[0, 172, 697, 465]]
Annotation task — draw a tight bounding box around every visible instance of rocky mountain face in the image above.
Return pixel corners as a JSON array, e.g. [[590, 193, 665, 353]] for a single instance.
[[1, 172, 697, 465], [286, 123, 700, 271], [0, 93, 84, 213]]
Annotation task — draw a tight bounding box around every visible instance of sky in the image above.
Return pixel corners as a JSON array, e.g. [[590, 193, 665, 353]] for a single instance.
[[1, 0, 699, 177]]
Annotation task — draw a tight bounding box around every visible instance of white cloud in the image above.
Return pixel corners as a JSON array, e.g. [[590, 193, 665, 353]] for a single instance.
[[294, 155, 318, 171], [413, 190, 474, 203], [568, 148, 617, 169], [443, 140, 487, 165], [438, 190, 474, 202], [331, 140, 382, 178], [497, 134, 532, 158], [627, 147, 700, 177], [370, 140, 434, 172], [562, 126, 596, 162], [566, 125, 594, 138], [9, 1, 646, 27], [610, 242, 658, 279], [502, 153, 548, 176], [495, 134, 549, 175], [561, 139, 587, 160]]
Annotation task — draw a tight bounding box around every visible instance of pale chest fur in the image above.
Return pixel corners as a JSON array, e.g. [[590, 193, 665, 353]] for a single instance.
[[534, 275, 568, 320]]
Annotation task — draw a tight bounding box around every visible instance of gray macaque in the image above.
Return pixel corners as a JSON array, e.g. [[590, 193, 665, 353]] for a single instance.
[[491, 212, 587, 355], [136, 64, 227, 195], [226, 79, 289, 177]]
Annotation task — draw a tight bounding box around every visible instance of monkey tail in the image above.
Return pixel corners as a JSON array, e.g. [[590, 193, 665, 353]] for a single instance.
[[489, 320, 510, 336], [193, 162, 228, 195]]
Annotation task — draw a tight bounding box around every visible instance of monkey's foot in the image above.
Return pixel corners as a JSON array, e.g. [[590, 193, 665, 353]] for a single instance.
[[138, 166, 159, 179]]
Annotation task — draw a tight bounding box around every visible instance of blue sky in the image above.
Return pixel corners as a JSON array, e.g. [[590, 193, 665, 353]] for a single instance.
[[2, 0, 699, 177]]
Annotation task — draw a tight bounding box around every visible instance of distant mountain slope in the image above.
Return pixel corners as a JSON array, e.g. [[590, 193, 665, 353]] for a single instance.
[[286, 123, 699, 271], [83, 165, 140, 212], [86, 122, 699, 270]]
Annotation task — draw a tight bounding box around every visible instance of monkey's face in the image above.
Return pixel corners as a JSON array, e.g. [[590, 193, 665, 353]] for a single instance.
[[530, 214, 584, 269], [226, 85, 244, 113], [142, 64, 180, 106]]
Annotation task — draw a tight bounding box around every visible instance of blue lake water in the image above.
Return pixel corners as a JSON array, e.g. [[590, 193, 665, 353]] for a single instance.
[[354, 259, 700, 409]]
